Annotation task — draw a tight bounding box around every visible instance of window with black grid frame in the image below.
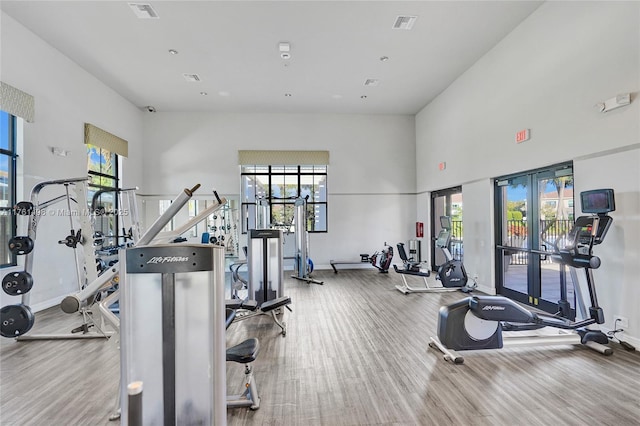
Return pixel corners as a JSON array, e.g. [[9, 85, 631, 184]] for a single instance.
[[240, 165, 327, 234]]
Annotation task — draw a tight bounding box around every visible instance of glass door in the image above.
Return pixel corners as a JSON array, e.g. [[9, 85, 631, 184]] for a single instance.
[[495, 163, 574, 314], [538, 171, 575, 315], [431, 187, 462, 271]]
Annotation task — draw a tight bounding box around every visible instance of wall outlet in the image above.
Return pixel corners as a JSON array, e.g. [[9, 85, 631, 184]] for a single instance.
[[614, 315, 629, 329]]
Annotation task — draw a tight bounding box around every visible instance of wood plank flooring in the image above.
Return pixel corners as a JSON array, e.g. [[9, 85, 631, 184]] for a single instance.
[[2, 269, 640, 425]]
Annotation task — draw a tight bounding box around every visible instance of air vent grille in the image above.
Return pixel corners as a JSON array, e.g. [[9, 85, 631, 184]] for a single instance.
[[182, 74, 201, 82], [128, 3, 159, 19], [393, 15, 417, 30]]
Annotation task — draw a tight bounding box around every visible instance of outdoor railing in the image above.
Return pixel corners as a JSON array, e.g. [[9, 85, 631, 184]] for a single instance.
[[503, 219, 573, 265]]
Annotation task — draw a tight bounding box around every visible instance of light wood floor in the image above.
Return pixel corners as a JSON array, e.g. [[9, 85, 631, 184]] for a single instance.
[[2, 269, 640, 425]]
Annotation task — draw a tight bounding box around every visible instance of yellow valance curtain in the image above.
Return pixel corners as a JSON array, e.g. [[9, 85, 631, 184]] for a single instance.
[[0, 82, 35, 122], [84, 123, 128, 157], [238, 150, 329, 165]]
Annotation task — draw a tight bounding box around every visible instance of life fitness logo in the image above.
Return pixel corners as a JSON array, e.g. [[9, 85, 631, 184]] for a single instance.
[[147, 256, 189, 264]]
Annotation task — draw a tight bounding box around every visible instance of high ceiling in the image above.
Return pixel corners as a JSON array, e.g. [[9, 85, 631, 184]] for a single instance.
[[1, 1, 543, 115]]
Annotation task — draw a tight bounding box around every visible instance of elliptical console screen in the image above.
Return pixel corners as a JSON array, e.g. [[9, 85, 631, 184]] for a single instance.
[[581, 189, 615, 214]]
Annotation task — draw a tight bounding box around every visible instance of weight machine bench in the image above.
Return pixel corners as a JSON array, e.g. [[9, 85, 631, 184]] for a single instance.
[[225, 296, 292, 336], [225, 309, 260, 410]]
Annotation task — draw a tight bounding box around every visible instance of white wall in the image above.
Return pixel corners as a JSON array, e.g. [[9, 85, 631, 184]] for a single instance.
[[0, 12, 144, 310], [415, 2, 640, 343], [140, 112, 417, 268]]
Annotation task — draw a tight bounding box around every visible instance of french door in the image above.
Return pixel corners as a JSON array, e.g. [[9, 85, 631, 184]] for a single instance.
[[431, 186, 462, 272], [495, 163, 574, 315]]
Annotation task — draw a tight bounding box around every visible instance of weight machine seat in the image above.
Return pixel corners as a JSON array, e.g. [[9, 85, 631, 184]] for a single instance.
[[225, 298, 259, 311], [226, 338, 260, 364], [392, 264, 430, 277], [226, 299, 243, 310], [396, 243, 421, 268], [260, 296, 291, 313]]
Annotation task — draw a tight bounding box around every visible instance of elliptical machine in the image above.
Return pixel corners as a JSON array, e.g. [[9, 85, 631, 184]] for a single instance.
[[434, 216, 475, 292], [429, 189, 616, 364]]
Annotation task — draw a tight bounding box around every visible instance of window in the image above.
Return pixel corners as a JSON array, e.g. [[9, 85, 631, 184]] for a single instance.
[[1, 111, 17, 266], [241, 165, 327, 233], [87, 144, 119, 246]]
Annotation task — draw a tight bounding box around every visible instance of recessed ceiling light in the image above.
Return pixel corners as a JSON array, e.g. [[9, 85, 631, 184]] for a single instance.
[[218, 91, 230, 97], [380, 56, 389, 62], [360, 95, 367, 99], [168, 49, 178, 55], [200, 92, 208, 96]]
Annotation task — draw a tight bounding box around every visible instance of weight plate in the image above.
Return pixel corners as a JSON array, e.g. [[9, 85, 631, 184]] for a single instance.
[[2, 271, 34, 296], [1, 304, 35, 338], [8, 236, 34, 255]]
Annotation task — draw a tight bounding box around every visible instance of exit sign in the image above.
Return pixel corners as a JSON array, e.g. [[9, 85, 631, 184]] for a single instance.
[[516, 129, 530, 143]]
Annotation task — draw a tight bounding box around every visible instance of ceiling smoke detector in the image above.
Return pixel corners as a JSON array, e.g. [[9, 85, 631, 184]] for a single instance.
[[128, 3, 159, 19], [279, 42, 291, 60], [182, 74, 201, 82], [392, 15, 417, 30]]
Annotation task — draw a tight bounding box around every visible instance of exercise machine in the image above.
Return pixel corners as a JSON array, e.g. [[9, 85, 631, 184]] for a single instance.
[[393, 243, 461, 294], [225, 295, 291, 337], [330, 243, 394, 274], [291, 196, 323, 284], [1, 177, 118, 340], [434, 216, 475, 292], [429, 188, 616, 364], [119, 243, 227, 425]]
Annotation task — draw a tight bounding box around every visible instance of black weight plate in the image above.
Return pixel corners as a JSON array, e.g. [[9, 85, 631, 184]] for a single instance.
[[8, 236, 34, 255], [2, 271, 34, 296], [0, 304, 35, 338]]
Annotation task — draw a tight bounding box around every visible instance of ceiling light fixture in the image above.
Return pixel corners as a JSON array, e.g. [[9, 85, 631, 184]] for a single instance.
[[380, 56, 389, 62], [168, 49, 178, 55]]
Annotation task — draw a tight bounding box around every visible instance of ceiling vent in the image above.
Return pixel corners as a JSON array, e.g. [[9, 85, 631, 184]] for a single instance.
[[392, 15, 417, 30], [364, 79, 379, 87], [128, 3, 159, 19], [182, 74, 201, 82]]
